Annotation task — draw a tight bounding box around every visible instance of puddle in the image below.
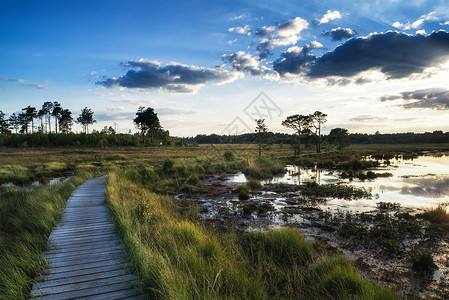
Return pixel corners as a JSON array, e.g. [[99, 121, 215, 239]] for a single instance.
[[1, 176, 72, 192]]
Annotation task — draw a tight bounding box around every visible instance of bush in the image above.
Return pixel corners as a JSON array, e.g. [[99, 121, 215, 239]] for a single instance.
[[411, 250, 437, 274], [223, 150, 235, 161]]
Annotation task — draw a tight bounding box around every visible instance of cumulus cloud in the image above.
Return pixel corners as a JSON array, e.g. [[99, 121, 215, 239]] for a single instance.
[[255, 17, 308, 58], [228, 25, 252, 35], [273, 31, 449, 79], [314, 10, 342, 26], [392, 12, 437, 30], [441, 21, 449, 26], [381, 88, 449, 110], [1, 78, 47, 89], [273, 41, 322, 76], [322, 27, 356, 41], [222, 51, 269, 75], [96, 60, 237, 94]]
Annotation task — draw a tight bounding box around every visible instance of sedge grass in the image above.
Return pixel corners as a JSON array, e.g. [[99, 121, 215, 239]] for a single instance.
[[106, 164, 400, 299], [0, 171, 102, 300]]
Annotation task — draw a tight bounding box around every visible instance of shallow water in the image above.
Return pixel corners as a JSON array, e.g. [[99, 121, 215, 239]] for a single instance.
[[227, 154, 449, 212]]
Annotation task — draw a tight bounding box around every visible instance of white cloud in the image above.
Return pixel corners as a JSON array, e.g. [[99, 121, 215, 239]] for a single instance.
[[440, 21, 449, 26], [416, 29, 427, 35], [318, 10, 342, 25], [256, 17, 308, 55], [228, 25, 252, 36], [392, 11, 437, 30]]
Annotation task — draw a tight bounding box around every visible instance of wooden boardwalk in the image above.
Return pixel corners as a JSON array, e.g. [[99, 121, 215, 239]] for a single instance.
[[30, 175, 144, 299]]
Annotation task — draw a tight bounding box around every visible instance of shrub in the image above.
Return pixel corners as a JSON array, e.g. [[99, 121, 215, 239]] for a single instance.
[[223, 150, 235, 161], [411, 250, 437, 274]]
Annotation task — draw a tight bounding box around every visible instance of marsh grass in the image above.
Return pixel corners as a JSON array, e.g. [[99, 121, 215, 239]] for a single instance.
[[0, 171, 102, 300], [106, 164, 400, 299]]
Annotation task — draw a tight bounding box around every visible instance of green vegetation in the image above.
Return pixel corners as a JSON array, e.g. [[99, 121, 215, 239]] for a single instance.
[[107, 165, 399, 299], [302, 181, 371, 200], [411, 250, 437, 274], [419, 203, 449, 226], [0, 171, 101, 300]]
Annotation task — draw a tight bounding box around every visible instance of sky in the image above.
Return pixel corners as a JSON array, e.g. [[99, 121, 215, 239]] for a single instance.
[[1, 0, 449, 136]]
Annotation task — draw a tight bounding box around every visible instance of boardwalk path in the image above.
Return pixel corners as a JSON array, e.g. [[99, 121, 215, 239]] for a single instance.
[[31, 175, 143, 299]]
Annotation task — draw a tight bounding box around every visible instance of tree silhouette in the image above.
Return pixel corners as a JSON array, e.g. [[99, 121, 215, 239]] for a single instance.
[[39, 102, 53, 133], [0, 111, 10, 134], [328, 128, 350, 150], [8, 113, 20, 133], [282, 114, 312, 156], [59, 109, 73, 133], [133, 106, 161, 144], [22, 106, 37, 134], [52, 102, 62, 134], [255, 119, 268, 158], [76, 107, 96, 133], [311, 111, 327, 153]]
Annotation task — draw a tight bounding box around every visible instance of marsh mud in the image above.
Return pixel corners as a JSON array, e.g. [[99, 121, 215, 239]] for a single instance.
[[175, 154, 449, 298]]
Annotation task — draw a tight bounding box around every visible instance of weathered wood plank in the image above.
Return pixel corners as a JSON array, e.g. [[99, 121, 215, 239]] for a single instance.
[[31, 282, 135, 299], [30, 176, 143, 299], [31, 274, 140, 296]]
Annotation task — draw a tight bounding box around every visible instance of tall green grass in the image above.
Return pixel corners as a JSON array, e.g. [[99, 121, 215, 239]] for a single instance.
[[0, 172, 101, 300], [106, 165, 400, 299]]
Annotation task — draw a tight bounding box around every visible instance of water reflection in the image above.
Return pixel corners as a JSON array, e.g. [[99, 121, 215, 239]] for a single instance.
[[227, 154, 449, 212]]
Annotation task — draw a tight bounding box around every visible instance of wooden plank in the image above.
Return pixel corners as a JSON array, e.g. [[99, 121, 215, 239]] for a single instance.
[[36, 263, 130, 282], [45, 240, 125, 255], [31, 269, 128, 291], [31, 175, 144, 299], [31, 274, 140, 296], [31, 282, 135, 299], [81, 288, 143, 300]]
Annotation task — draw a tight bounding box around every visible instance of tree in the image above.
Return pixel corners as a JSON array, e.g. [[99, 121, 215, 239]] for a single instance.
[[133, 106, 161, 144], [328, 128, 350, 150], [76, 107, 96, 133], [22, 106, 37, 134], [311, 111, 327, 153], [17, 112, 28, 134], [255, 119, 268, 158], [52, 101, 63, 134], [59, 109, 73, 133], [0, 110, 10, 134], [9, 113, 20, 133], [39, 101, 53, 133], [282, 114, 312, 156], [101, 126, 116, 135]]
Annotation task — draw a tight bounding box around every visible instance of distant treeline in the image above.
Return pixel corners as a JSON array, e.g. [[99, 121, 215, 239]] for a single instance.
[[1, 130, 448, 148], [178, 130, 449, 145], [0, 132, 183, 148]]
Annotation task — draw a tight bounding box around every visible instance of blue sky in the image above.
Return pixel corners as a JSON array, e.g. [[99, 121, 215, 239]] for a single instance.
[[1, 0, 449, 136]]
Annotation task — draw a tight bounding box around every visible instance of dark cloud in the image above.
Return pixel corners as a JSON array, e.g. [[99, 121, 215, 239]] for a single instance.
[[97, 60, 236, 93], [381, 88, 449, 110], [273, 41, 322, 76], [273, 31, 449, 79], [322, 27, 357, 41], [222, 51, 267, 75]]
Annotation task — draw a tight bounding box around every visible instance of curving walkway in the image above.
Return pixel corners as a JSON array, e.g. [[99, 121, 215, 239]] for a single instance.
[[30, 175, 143, 299]]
